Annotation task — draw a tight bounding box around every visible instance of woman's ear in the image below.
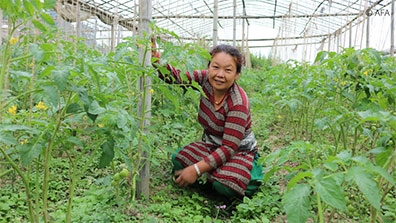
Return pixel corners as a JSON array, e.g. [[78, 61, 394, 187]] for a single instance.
[[235, 72, 240, 80]]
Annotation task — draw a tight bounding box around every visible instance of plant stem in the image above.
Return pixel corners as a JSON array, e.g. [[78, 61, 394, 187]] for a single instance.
[[0, 169, 12, 178], [133, 42, 152, 200], [42, 97, 65, 222], [0, 147, 36, 223], [316, 195, 324, 223], [34, 160, 40, 223], [66, 150, 77, 223], [340, 123, 347, 152]]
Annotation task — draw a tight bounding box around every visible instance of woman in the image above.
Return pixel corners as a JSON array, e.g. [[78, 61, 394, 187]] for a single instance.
[[152, 39, 263, 198]]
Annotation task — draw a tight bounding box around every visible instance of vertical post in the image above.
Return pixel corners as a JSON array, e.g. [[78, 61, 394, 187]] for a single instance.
[[76, 0, 81, 38], [213, 0, 218, 46], [336, 30, 340, 53], [233, 0, 236, 46], [327, 34, 331, 51], [242, 5, 245, 52], [136, 0, 152, 200], [94, 19, 97, 50], [391, 0, 395, 56], [349, 23, 352, 48], [366, 15, 370, 48], [110, 22, 116, 51]]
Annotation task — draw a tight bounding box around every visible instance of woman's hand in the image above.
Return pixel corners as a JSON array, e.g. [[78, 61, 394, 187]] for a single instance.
[[174, 165, 198, 187], [151, 37, 161, 62]]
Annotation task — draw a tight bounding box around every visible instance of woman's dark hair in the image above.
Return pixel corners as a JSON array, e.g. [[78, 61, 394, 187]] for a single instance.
[[208, 44, 245, 74]]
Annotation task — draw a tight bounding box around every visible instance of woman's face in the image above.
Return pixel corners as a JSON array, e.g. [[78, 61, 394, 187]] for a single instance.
[[208, 52, 239, 93]]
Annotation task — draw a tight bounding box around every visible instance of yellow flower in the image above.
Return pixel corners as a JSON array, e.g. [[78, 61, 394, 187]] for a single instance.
[[9, 37, 19, 45], [149, 88, 154, 94], [341, 81, 346, 86], [35, 101, 48, 111], [7, 105, 17, 116], [363, 70, 369, 76], [334, 77, 338, 82], [20, 138, 29, 145], [97, 123, 104, 128], [277, 115, 282, 120]]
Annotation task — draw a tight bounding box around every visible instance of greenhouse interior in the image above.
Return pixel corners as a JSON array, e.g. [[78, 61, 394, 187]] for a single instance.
[[1, 0, 395, 222], [2, 0, 395, 61]]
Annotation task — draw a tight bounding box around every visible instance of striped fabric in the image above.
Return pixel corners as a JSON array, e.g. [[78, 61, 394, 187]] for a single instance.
[[162, 64, 257, 195]]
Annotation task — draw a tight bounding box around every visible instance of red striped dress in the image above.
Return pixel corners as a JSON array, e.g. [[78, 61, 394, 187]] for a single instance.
[[162, 64, 257, 196]]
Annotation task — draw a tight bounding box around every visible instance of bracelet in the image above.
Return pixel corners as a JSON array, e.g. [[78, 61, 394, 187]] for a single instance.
[[193, 164, 201, 177]]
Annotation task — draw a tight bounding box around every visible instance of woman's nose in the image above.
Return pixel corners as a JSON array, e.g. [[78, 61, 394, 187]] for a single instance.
[[216, 70, 225, 77]]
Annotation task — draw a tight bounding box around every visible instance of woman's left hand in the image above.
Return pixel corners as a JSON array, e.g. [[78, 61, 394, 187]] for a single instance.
[[174, 165, 198, 187]]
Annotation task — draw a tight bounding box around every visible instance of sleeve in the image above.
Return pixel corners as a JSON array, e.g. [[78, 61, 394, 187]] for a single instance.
[[158, 64, 207, 86], [203, 104, 249, 168]]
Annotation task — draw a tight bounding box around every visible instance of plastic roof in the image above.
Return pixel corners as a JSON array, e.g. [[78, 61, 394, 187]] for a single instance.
[[61, 0, 394, 52]]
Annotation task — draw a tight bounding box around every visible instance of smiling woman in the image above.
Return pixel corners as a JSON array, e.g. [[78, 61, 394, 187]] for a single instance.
[[152, 38, 263, 198]]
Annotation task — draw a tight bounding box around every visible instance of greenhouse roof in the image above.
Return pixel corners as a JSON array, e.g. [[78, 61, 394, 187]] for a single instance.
[[58, 0, 394, 59]]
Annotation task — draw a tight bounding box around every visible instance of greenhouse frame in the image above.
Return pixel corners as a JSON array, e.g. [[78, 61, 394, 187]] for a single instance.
[[1, 0, 394, 61]]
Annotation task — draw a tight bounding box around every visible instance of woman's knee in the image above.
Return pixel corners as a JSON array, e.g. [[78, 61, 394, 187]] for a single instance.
[[212, 181, 239, 197]]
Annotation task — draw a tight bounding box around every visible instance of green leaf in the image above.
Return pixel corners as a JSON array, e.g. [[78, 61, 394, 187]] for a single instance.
[[357, 110, 391, 123], [314, 176, 346, 210], [41, 85, 59, 107], [314, 51, 328, 63], [375, 146, 393, 168], [43, 0, 56, 9], [117, 112, 128, 129], [336, 150, 352, 162], [324, 161, 338, 171], [19, 143, 43, 167], [13, 70, 32, 78], [40, 65, 55, 77], [0, 132, 17, 145], [66, 103, 82, 114], [78, 90, 99, 122], [0, 124, 32, 132], [31, 0, 42, 9], [99, 139, 115, 168], [369, 166, 395, 186], [191, 81, 206, 98], [287, 171, 313, 190], [32, 19, 47, 32], [88, 100, 106, 115], [29, 43, 44, 62], [40, 12, 55, 25], [23, 0, 34, 15], [346, 166, 381, 210], [66, 136, 83, 147], [283, 184, 311, 223], [0, 200, 11, 211], [52, 68, 70, 92]]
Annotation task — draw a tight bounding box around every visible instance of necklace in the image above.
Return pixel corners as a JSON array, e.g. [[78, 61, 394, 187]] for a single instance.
[[214, 93, 227, 105]]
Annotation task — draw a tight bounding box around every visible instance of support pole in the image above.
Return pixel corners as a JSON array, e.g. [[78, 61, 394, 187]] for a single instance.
[[213, 0, 218, 46], [110, 21, 116, 51], [242, 3, 246, 52], [349, 23, 352, 48], [327, 34, 331, 51], [233, 0, 236, 46], [366, 15, 370, 48], [391, 0, 394, 56], [136, 0, 152, 200]]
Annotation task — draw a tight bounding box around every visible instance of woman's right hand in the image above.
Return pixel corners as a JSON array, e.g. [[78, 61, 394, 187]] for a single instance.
[[151, 37, 161, 62]]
